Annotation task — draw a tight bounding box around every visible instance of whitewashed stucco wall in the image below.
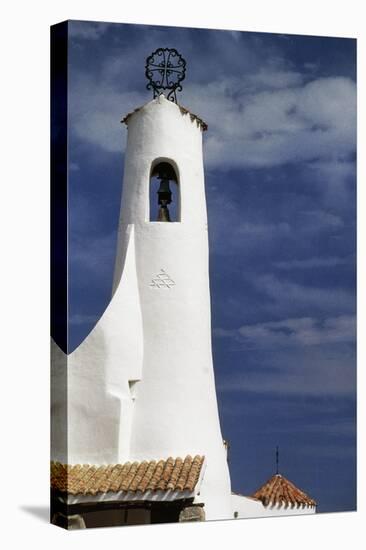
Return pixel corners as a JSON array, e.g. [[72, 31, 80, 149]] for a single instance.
[[119, 96, 232, 520], [51, 225, 143, 464], [51, 96, 233, 521], [231, 494, 316, 519]]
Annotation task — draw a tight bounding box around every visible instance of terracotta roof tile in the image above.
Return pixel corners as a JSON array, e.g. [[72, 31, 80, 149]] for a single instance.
[[108, 464, 124, 492], [139, 460, 157, 493], [176, 456, 192, 491], [252, 474, 316, 508], [156, 456, 175, 491], [167, 457, 183, 490], [51, 455, 205, 496], [186, 455, 204, 492], [147, 459, 165, 491], [93, 464, 114, 494]]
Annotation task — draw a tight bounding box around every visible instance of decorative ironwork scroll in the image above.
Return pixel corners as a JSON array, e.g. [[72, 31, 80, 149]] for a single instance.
[[145, 48, 186, 103]]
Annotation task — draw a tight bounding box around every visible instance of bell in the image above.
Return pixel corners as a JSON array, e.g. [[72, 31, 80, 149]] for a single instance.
[[157, 177, 172, 205], [157, 176, 172, 222], [157, 204, 171, 222]]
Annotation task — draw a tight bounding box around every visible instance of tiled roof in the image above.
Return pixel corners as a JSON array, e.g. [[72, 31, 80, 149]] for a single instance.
[[252, 474, 316, 508], [51, 455, 205, 496]]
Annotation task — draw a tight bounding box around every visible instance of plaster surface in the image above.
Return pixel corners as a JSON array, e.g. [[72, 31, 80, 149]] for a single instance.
[[52, 96, 232, 520], [117, 96, 232, 520], [231, 494, 316, 519]]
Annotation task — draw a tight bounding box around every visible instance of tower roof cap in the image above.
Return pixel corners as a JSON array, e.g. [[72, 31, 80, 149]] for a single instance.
[[121, 95, 208, 132]]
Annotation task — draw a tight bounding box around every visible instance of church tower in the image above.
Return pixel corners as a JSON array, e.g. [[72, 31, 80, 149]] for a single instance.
[[115, 89, 232, 521], [51, 48, 232, 525]]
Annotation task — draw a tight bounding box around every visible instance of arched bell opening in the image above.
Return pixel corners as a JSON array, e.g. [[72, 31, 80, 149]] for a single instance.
[[149, 160, 180, 222]]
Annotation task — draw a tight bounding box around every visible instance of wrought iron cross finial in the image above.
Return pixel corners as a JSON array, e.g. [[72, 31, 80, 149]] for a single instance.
[[145, 48, 186, 103]]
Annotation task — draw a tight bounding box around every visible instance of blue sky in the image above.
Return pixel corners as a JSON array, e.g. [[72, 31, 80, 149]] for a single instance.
[[64, 20, 356, 513]]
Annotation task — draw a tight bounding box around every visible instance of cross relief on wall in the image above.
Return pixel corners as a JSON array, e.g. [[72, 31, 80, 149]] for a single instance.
[[149, 269, 176, 288]]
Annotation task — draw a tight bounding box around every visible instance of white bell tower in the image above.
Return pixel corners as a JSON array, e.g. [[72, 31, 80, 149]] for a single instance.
[[51, 50, 232, 522], [113, 93, 232, 519]]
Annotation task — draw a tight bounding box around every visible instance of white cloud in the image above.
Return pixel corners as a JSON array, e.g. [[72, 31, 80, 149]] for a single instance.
[[217, 315, 356, 349], [69, 62, 356, 173], [299, 209, 344, 230], [217, 335, 356, 396], [207, 197, 293, 255], [273, 256, 353, 269], [69, 74, 146, 153], [307, 158, 356, 208], [68, 21, 110, 40], [236, 220, 291, 239], [184, 76, 356, 169], [245, 69, 304, 90], [252, 273, 354, 315], [208, 190, 346, 257]]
